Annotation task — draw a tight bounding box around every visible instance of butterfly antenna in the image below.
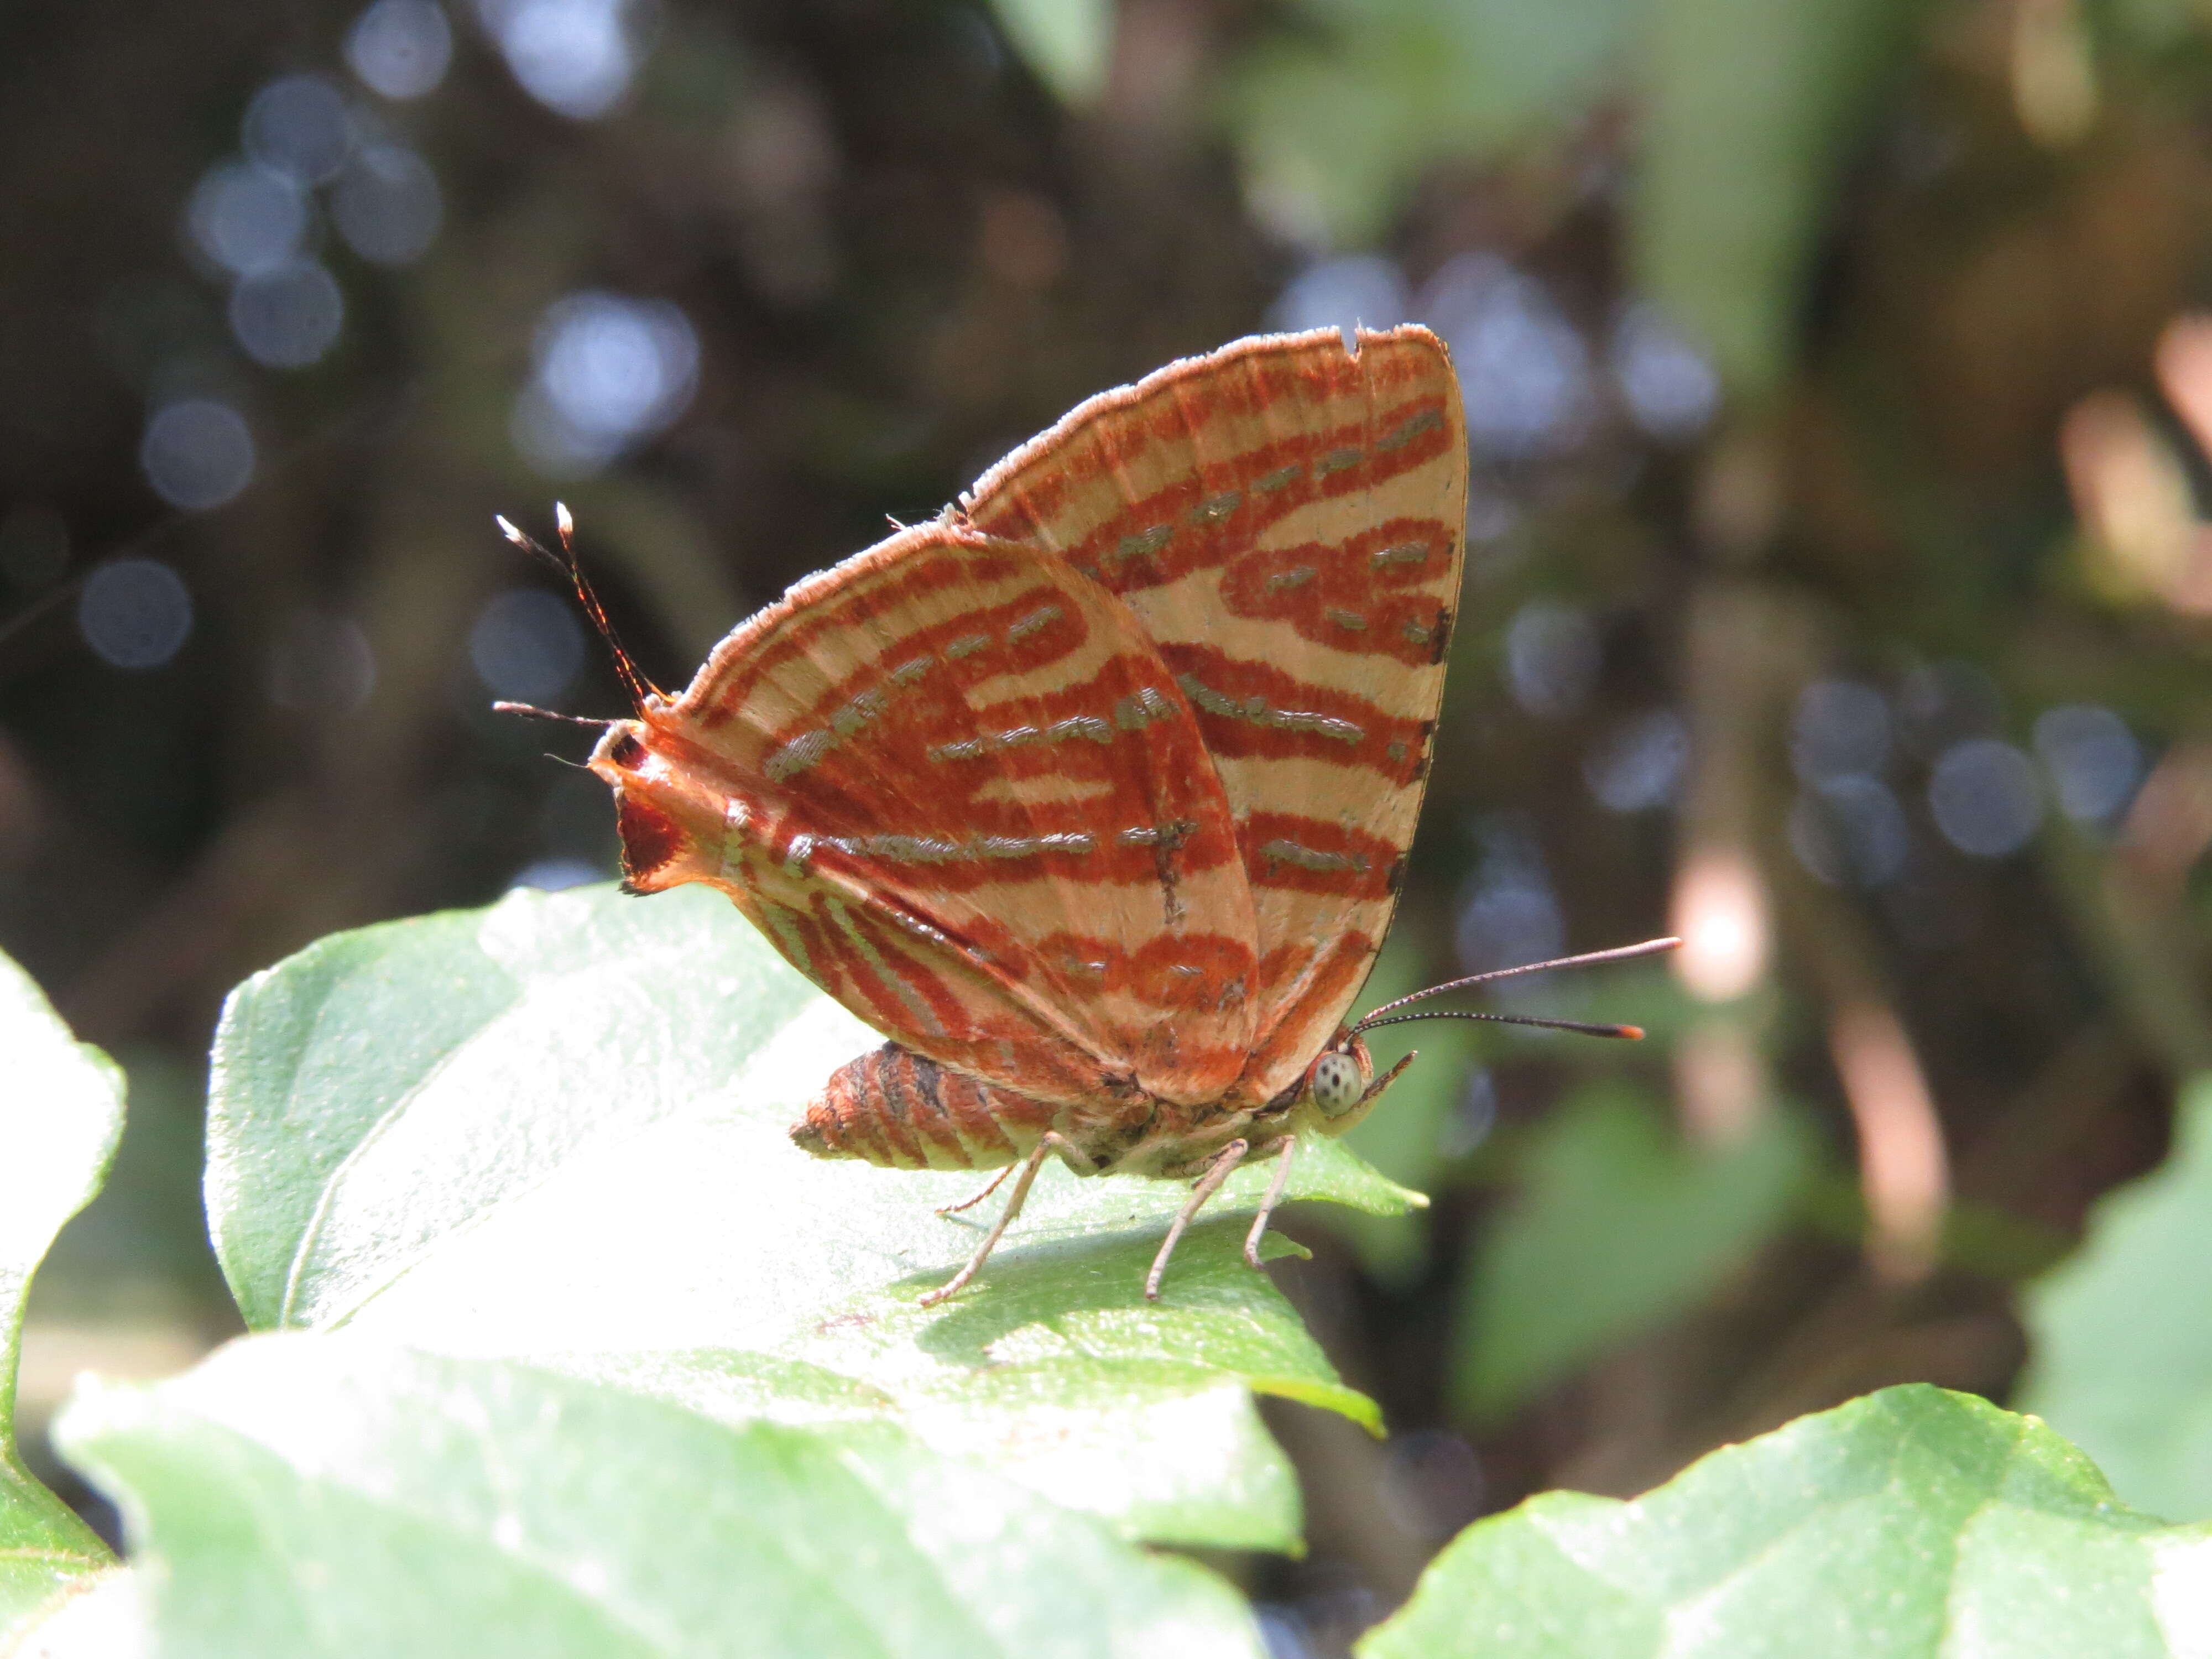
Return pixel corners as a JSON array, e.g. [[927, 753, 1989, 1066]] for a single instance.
[[492, 701, 616, 728], [495, 504, 660, 711], [1349, 936, 1680, 1037], [1354, 1010, 1646, 1041]]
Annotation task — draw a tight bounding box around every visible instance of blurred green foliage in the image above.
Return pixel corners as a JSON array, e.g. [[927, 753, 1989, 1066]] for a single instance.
[[2022, 1074, 2212, 1520], [1455, 1082, 1818, 1421]]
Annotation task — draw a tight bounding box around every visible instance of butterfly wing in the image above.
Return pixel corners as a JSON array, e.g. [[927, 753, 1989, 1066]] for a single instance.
[[606, 523, 1259, 1110], [961, 325, 1468, 1102]]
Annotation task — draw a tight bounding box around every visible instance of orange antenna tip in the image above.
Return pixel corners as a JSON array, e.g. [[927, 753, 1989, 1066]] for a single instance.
[[555, 500, 575, 544]]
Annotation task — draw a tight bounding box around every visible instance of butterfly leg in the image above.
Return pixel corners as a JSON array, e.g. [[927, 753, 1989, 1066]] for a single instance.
[[920, 1133, 1066, 1307], [1145, 1138, 1250, 1301], [936, 1162, 1015, 1217], [1243, 1136, 1300, 1270]]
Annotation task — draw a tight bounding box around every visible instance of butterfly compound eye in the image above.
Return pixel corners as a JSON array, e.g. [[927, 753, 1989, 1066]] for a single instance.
[[1310, 1050, 1364, 1117], [609, 732, 646, 769]]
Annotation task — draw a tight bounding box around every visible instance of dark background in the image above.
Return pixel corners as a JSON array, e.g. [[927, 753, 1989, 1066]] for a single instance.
[[7, 0, 2212, 1651]]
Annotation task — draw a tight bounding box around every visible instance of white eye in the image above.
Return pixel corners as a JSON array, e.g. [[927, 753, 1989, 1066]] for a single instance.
[[1310, 1051, 1364, 1116]]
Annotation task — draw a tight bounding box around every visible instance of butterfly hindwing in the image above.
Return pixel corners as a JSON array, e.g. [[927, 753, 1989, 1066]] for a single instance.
[[961, 325, 1468, 1100]]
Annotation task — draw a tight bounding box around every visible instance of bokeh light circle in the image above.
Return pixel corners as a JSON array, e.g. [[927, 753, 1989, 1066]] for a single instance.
[[79, 559, 194, 670], [1788, 776, 1910, 887], [469, 588, 587, 702], [1583, 709, 1688, 812], [229, 260, 345, 367], [480, 0, 639, 119], [1929, 738, 2044, 857], [332, 144, 442, 266], [1791, 680, 1891, 784], [1419, 253, 1592, 460], [242, 74, 353, 185], [140, 400, 255, 510], [2033, 704, 2143, 825], [347, 0, 455, 99], [1611, 301, 1719, 442], [514, 290, 700, 474], [184, 161, 308, 278], [1271, 255, 1412, 348], [1504, 599, 1599, 719], [269, 610, 378, 712]]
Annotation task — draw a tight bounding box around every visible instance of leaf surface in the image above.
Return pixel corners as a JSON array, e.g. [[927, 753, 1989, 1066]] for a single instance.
[[204, 885, 1420, 1548], [0, 951, 124, 1635], [2020, 1073, 2212, 1521], [1360, 1385, 2212, 1658], [57, 1335, 1266, 1659]]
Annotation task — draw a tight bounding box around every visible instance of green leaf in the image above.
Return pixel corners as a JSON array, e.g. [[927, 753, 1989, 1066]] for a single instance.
[[0, 951, 124, 1632], [1454, 1082, 1815, 1420], [1634, 0, 1924, 392], [1228, 0, 1645, 246], [986, 0, 1113, 106], [2020, 1073, 2212, 1521], [56, 1335, 1267, 1659], [1359, 1385, 2212, 1659], [205, 884, 1418, 1550]]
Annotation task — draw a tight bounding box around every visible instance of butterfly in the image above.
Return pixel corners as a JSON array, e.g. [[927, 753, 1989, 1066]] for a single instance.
[[501, 325, 1672, 1304]]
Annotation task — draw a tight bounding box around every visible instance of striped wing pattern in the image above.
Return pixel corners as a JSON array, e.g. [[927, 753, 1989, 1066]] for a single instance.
[[620, 524, 1262, 1112], [961, 325, 1467, 1103], [604, 325, 1465, 1136]]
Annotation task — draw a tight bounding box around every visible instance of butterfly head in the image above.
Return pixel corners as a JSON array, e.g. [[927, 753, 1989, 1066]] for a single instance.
[[587, 717, 722, 894], [1292, 1033, 1395, 1135]]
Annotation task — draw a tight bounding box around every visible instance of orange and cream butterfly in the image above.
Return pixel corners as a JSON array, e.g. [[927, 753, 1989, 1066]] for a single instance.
[[500, 326, 1674, 1303]]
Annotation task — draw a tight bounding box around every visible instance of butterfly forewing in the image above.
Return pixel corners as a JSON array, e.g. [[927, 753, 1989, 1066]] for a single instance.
[[630, 524, 1261, 1108], [961, 325, 1468, 1101]]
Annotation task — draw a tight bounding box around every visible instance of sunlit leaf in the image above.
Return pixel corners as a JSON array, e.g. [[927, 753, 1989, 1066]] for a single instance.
[[205, 884, 1419, 1550], [1454, 1082, 1815, 1420], [986, 0, 1113, 106], [1360, 1385, 2212, 1658], [1634, 0, 1924, 392], [2020, 1073, 2212, 1521], [0, 951, 124, 1634], [58, 1335, 1267, 1659]]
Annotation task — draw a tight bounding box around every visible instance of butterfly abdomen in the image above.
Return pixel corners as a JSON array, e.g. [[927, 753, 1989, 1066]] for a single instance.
[[792, 1043, 1059, 1171]]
